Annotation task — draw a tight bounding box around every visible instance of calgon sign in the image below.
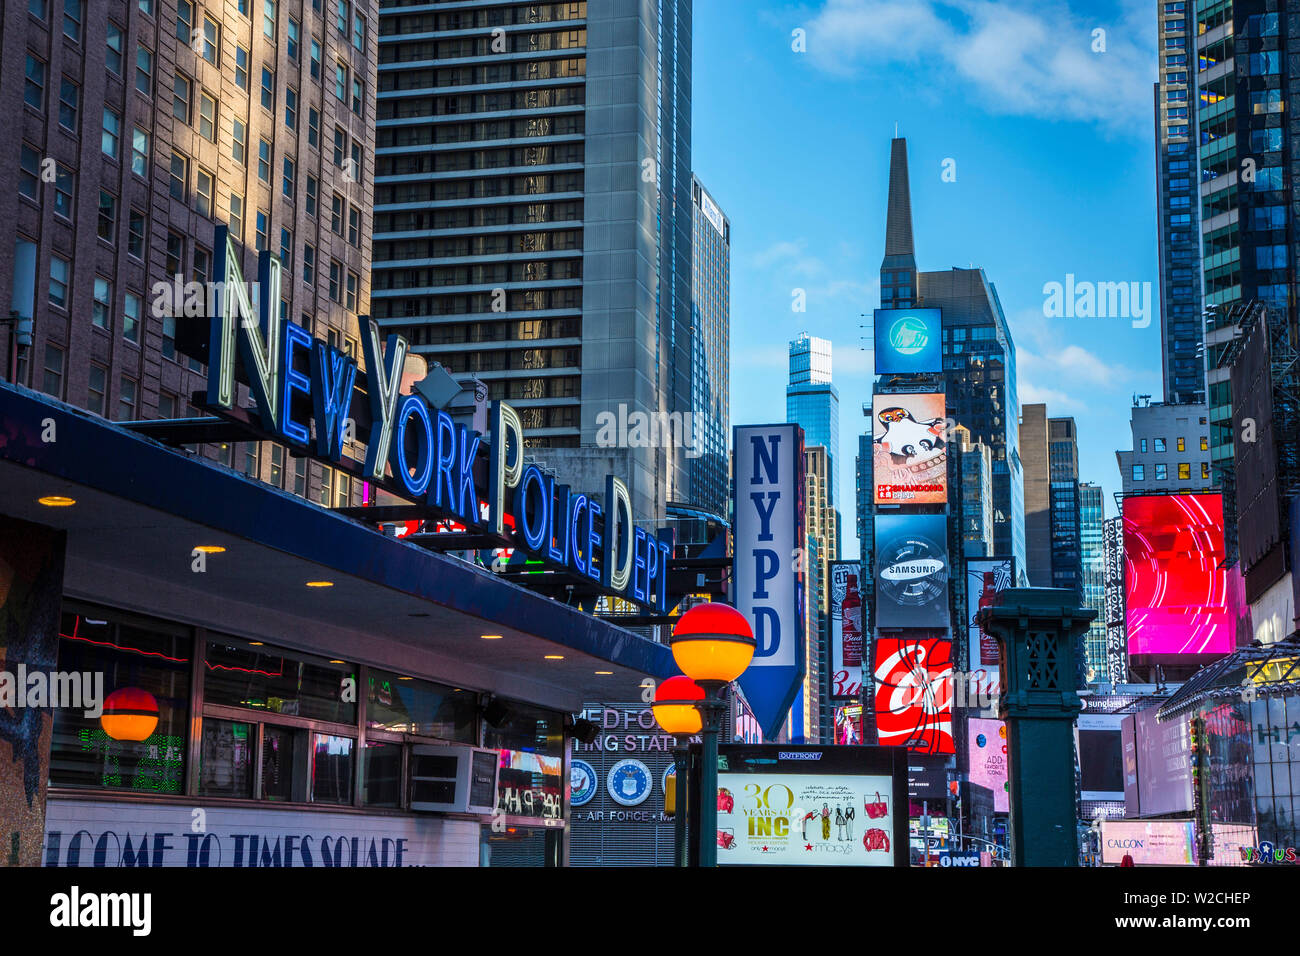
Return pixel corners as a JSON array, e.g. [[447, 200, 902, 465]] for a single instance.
[[732, 424, 806, 739], [201, 225, 670, 611]]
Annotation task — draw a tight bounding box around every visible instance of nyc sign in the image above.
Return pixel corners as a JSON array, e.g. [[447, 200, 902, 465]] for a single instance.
[[200, 225, 670, 611], [732, 424, 807, 739]]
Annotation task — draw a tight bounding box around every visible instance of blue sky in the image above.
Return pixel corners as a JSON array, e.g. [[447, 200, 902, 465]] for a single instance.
[[691, 0, 1164, 557]]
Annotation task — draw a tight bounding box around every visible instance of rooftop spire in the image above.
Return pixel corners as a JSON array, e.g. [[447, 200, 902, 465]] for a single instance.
[[884, 137, 915, 260]]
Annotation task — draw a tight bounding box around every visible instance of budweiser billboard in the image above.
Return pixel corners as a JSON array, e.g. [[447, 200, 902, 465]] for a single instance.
[[830, 561, 864, 699]]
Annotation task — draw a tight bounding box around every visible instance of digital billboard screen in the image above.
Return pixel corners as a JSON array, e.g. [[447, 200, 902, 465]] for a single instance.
[[830, 561, 864, 699], [1123, 493, 1233, 656], [872, 634, 954, 754], [1101, 820, 1195, 866], [874, 514, 951, 628], [1133, 705, 1192, 816], [965, 557, 1013, 701], [874, 308, 942, 375], [1077, 713, 1124, 801], [872, 393, 948, 504], [967, 717, 1008, 812]]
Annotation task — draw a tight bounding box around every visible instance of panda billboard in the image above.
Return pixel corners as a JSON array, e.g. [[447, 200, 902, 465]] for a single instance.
[[872, 393, 948, 505]]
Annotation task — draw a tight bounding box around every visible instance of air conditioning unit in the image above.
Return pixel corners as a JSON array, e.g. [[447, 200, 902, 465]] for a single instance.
[[409, 744, 500, 814]]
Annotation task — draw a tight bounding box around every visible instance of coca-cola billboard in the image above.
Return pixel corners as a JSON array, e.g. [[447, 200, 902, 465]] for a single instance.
[[871, 634, 955, 754], [830, 561, 863, 699]]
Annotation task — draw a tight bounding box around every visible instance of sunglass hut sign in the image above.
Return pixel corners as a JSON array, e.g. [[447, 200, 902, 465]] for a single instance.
[[199, 227, 671, 611]]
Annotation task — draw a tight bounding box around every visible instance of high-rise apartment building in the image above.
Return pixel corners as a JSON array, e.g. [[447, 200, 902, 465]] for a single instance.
[[1019, 403, 1051, 587], [372, 0, 694, 522], [1049, 416, 1082, 603], [1155, 3, 1204, 406], [792, 444, 837, 744], [688, 174, 729, 519], [1079, 481, 1107, 684], [787, 332, 839, 546], [1, 0, 376, 508], [1116, 400, 1214, 494], [951, 424, 993, 558]]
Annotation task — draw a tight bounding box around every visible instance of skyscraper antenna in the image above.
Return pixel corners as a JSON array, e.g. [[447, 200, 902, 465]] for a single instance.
[[894, 121, 899, 138]]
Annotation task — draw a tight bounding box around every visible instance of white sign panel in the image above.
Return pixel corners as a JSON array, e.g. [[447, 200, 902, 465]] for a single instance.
[[716, 772, 895, 866]]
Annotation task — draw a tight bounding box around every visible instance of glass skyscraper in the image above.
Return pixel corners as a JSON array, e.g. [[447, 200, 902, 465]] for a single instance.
[[688, 176, 730, 519], [788, 334, 841, 552], [1079, 482, 1107, 684]]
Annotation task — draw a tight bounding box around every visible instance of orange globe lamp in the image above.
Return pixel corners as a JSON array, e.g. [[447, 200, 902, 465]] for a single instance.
[[652, 675, 705, 735], [100, 687, 160, 742], [670, 603, 755, 684]]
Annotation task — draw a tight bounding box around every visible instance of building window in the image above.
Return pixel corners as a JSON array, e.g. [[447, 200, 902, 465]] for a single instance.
[[1202, 461, 1210, 479], [92, 278, 112, 329], [279, 227, 292, 266], [1178, 462, 1191, 481], [119, 378, 138, 420], [335, 1, 348, 36], [347, 205, 359, 246], [196, 167, 214, 217], [232, 117, 247, 165], [173, 73, 192, 124], [97, 190, 117, 242], [199, 91, 216, 141], [29, 0, 47, 21], [351, 78, 362, 116], [307, 107, 320, 149], [229, 193, 244, 239], [87, 364, 107, 414], [165, 231, 184, 278], [169, 151, 188, 201], [19, 145, 40, 201], [263, 0, 276, 39], [345, 271, 358, 311], [258, 139, 271, 182], [293, 457, 307, 496], [124, 291, 141, 342], [350, 142, 362, 182], [261, 66, 274, 111], [136, 45, 153, 95], [1154, 437, 1166, 452], [235, 45, 249, 89], [328, 260, 341, 302], [270, 444, 285, 488], [1200, 436, 1208, 452], [336, 472, 351, 508], [334, 63, 347, 102], [24, 55, 45, 111], [193, 245, 210, 285], [132, 127, 149, 177], [1155, 463, 1168, 481], [106, 21, 123, 74], [303, 243, 315, 283], [62, 0, 83, 42], [162, 315, 176, 360], [283, 157, 295, 198], [288, 16, 300, 60], [53, 164, 74, 219], [1176, 437, 1185, 452], [42, 343, 64, 396], [332, 126, 345, 168], [128, 208, 146, 258], [1132, 464, 1145, 482], [305, 175, 318, 216], [202, 15, 220, 64], [352, 11, 364, 51], [285, 87, 297, 130], [102, 108, 121, 159], [256, 210, 268, 251], [58, 76, 78, 130], [319, 465, 333, 505], [310, 38, 321, 80], [47, 256, 71, 311], [330, 193, 343, 234]]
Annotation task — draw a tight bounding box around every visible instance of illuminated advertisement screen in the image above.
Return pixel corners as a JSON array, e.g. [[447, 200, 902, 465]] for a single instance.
[[874, 308, 942, 375], [830, 561, 864, 699], [1123, 493, 1233, 656], [1101, 820, 1195, 866], [710, 745, 907, 867], [874, 514, 951, 628], [872, 393, 948, 504], [1077, 713, 1124, 801], [967, 717, 1008, 812], [834, 705, 863, 745], [872, 634, 954, 754], [1133, 706, 1192, 816], [965, 557, 1013, 701]]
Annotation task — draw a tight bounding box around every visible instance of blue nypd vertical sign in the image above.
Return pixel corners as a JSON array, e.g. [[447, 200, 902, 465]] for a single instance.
[[733, 424, 807, 741]]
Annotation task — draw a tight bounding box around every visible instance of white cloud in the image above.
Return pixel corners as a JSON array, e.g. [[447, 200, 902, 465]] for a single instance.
[[751, 239, 827, 276], [801, 0, 1156, 133], [1018, 381, 1087, 412]]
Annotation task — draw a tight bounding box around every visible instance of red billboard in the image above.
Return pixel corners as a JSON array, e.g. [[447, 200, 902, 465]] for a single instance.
[[1123, 493, 1233, 657], [871, 635, 954, 754]]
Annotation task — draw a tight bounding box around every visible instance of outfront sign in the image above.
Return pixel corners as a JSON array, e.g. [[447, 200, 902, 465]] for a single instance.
[[192, 226, 669, 611], [732, 424, 807, 740]]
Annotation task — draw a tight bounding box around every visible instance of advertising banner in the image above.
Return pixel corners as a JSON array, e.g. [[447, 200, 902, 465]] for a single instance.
[[1077, 713, 1125, 801], [830, 561, 864, 699], [874, 514, 951, 628], [1134, 706, 1193, 816], [873, 308, 943, 375], [1121, 715, 1140, 816], [967, 717, 1009, 813], [965, 557, 1013, 700], [872, 393, 948, 504], [1123, 493, 1233, 656], [1100, 819, 1195, 866], [1103, 516, 1127, 683], [733, 424, 807, 740], [834, 705, 863, 745], [709, 745, 908, 867], [872, 634, 955, 754]]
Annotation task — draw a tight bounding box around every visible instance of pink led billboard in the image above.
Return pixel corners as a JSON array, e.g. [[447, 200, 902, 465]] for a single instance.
[[1123, 493, 1233, 656]]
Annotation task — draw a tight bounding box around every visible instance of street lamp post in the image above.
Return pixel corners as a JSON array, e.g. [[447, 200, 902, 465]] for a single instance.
[[669, 603, 756, 868], [651, 675, 704, 868]]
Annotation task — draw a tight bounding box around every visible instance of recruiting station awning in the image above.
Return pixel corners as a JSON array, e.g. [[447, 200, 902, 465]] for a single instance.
[[0, 383, 674, 710]]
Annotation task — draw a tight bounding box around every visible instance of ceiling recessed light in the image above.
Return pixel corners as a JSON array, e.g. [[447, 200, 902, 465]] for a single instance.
[[480, 634, 503, 640], [409, 612, 430, 618], [194, 545, 226, 554], [398, 676, 413, 681], [544, 654, 564, 660], [38, 496, 76, 507], [248, 641, 264, 646], [328, 660, 345, 664], [595, 670, 613, 675], [305, 581, 334, 588]]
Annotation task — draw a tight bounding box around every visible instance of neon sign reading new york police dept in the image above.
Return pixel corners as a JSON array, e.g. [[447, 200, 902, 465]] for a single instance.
[[203, 226, 670, 611]]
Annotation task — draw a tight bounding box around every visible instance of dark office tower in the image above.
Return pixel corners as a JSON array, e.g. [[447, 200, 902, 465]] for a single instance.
[[1048, 416, 1082, 604], [688, 175, 729, 519], [373, 1, 694, 522], [1020, 403, 1051, 587], [0, 0, 376, 508], [788, 333, 840, 550], [880, 137, 917, 310], [1079, 482, 1107, 684], [1155, 3, 1204, 406]]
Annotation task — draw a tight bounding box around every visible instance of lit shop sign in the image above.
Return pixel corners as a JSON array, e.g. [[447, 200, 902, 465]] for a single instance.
[[201, 226, 670, 611]]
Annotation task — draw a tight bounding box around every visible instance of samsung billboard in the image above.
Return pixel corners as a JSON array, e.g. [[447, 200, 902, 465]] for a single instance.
[[874, 514, 951, 629]]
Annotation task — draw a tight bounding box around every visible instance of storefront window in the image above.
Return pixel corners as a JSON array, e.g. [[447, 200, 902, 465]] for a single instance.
[[204, 636, 356, 723], [366, 669, 475, 741], [484, 701, 565, 824], [362, 740, 401, 807], [482, 700, 564, 757], [311, 733, 354, 804], [50, 609, 190, 794], [199, 718, 254, 797], [261, 725, 306, 801]]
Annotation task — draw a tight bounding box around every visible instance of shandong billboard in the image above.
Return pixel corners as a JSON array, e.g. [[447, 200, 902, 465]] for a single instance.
[[872, 393, 948, 504], [1123, 493, 1233, 657], [874, 308, 942, 375], [874, 514, 951, 628], [830, 561, 864, 699], [872, 634, 955, 755]]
